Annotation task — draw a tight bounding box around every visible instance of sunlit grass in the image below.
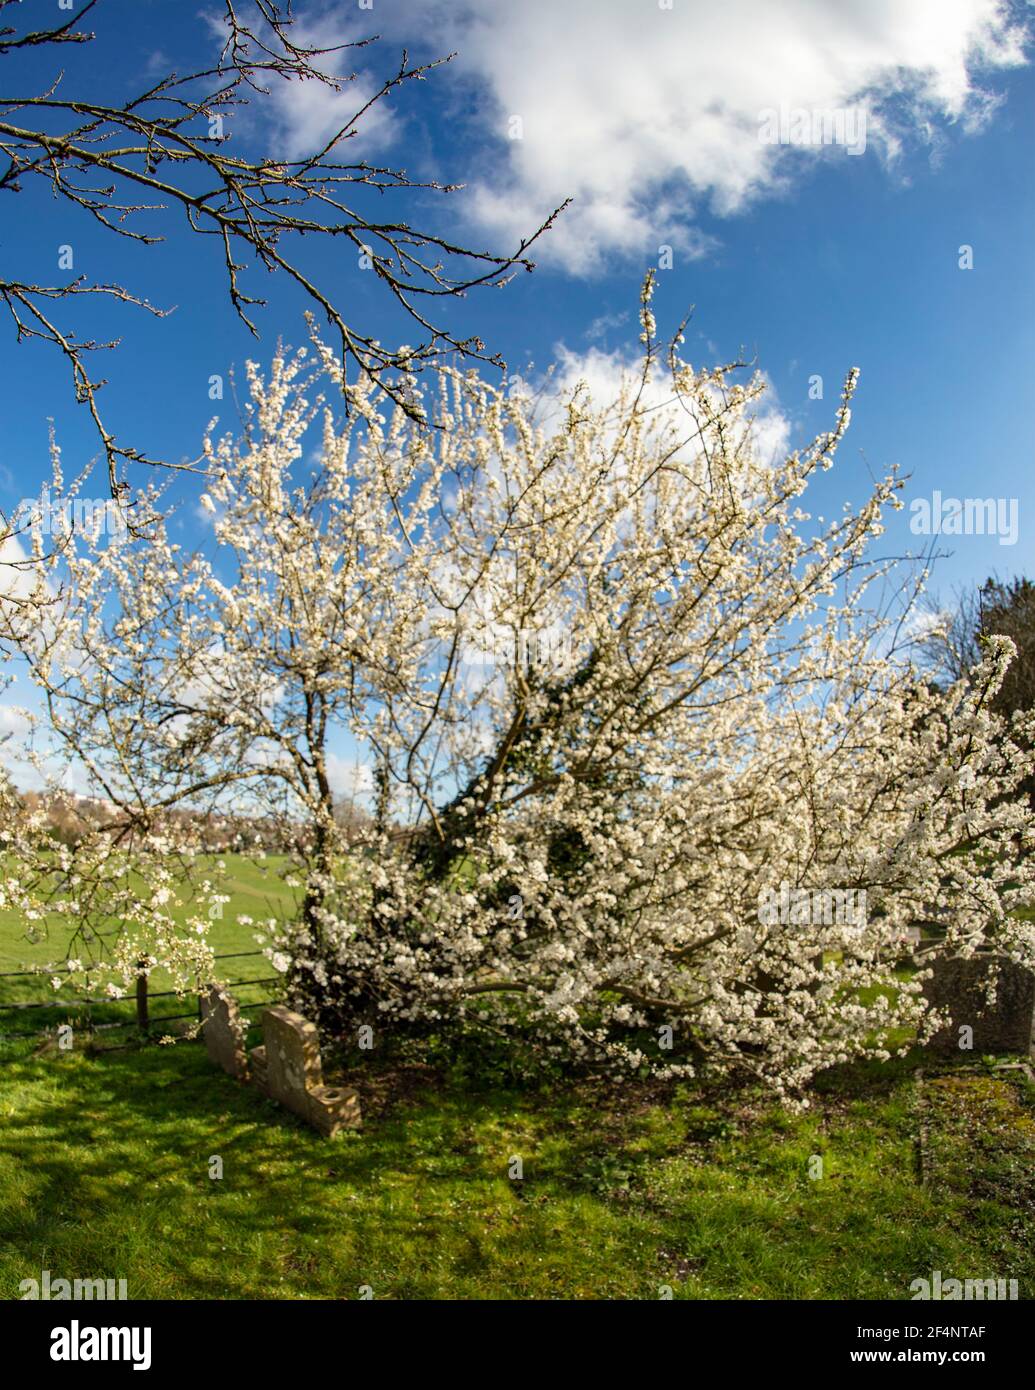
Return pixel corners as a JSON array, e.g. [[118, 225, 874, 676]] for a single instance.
[[1, 1038, 1032, 1300]]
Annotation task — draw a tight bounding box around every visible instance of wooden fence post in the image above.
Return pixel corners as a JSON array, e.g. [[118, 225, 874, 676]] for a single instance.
[[136, 960, 149, 1032]]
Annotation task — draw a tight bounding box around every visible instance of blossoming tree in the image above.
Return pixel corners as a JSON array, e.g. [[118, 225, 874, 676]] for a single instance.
[[5, 281, 1033, 1091]]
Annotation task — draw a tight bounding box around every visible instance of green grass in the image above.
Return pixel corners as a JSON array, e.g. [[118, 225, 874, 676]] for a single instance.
[[1, 1033, 1033, 1300], [2, 855, 1033, 1299]]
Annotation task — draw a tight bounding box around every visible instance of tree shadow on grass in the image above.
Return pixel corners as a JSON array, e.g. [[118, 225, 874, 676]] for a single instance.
[[0, 1039, 799, 1298], [4, 1036, 1025, 1299], [2, 1038, 686, 1298], [0, 1040, 472, 1297]]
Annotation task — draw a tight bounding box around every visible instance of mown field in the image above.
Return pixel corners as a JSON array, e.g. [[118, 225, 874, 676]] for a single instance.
[[1, 857, 1033, 1300], [0, 855, 297, 1028]]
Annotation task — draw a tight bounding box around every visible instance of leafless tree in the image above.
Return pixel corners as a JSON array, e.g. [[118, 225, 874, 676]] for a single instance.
[[918, 575, 1035, 709], [914, 583, 984, 688]]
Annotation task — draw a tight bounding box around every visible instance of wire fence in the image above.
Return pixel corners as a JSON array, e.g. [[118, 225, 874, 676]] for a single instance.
[[0, 951, 283, 1043]]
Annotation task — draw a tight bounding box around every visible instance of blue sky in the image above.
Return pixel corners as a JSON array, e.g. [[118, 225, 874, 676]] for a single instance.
[[2, 0, 1033, 784]]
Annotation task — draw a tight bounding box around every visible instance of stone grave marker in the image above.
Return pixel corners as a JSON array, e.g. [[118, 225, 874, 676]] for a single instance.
[[261, 1005, 361, 1137], [923, 953, 1035, 1059], [249, 1044, 268, 1095], [199, 985, 249, 1079]]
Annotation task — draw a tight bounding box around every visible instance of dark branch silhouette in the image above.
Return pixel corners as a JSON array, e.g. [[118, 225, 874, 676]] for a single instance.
[[0, 0, 568, 508]]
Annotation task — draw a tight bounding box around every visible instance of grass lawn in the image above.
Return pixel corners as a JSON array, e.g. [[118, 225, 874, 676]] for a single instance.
[[1, 1031, 1033, 1299], [1, 855, 1033, 1300]]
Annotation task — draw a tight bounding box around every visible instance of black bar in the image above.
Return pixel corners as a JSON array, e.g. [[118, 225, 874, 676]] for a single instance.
[[0, 1301, 1030, 1369]]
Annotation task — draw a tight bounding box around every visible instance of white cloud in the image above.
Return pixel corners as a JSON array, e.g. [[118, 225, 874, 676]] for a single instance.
[[202, 5, 399, 161], [326, 754, 373, 800], [0, 533, 56, 639], [0, 533, 39, 604], [270, 69, 396, 163], [260, 18, 397, 161], [533, 342, 791, 467], [901, 606, 951, 643], [0, 703, 31, 738], [373, 0, 1027, 272], [584, 310, 631, 344]]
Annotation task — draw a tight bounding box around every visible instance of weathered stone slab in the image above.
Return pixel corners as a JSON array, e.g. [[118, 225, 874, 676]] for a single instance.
[[249, 1044, 268, 1095], [308, 1083, 362, 1137], [262, 1005, 322, 1120], [922, 954, 1035, 1058], [199, 986, 249, 1079], [261, 1005, 361, 1136]]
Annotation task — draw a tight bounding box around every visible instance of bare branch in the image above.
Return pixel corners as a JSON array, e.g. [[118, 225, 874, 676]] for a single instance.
[[0, 0, 567, 504]]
